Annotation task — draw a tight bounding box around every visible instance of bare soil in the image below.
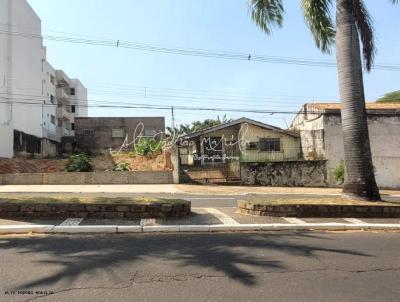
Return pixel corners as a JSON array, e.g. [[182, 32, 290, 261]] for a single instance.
[[0, 152, 171, 174]]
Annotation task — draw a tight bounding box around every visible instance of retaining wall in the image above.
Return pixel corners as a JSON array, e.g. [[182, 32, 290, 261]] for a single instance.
[[0, 201, 191, 219], [241, 160, 327, 187], [0, 171, 173, 185]]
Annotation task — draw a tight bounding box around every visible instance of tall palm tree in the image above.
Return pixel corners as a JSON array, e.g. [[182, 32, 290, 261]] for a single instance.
[[248, 0, 398, 201]]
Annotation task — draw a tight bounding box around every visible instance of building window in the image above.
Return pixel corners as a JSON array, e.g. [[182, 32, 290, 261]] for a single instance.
[[259, 138, 281, 152], [71, 105, 76, 113], [50, 75, 55, 85], [112, 129, 125, 138], [144, 129, 156, 137], [78, 129, 95, 136], [70, 88, 76, 95], [50, 95, 55, 104], [71, 123, 75, 130], [50, 115, 56, 125]]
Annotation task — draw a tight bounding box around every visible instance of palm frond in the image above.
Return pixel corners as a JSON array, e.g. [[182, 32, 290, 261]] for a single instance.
[[247, 0, 284, 34], [351, 0, 376, 71], [390, 0, 399, 4], [301, 0, 335, 53]]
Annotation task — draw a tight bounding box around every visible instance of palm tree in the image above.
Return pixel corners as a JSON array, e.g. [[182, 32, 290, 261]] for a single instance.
[[248, 0, 398, 201]]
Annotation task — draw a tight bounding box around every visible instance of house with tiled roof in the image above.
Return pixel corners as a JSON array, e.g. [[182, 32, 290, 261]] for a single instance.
[[291, 103, 400, 189]]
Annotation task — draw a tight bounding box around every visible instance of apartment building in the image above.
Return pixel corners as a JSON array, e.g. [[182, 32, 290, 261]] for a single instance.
[[0, 0, 87, 158]]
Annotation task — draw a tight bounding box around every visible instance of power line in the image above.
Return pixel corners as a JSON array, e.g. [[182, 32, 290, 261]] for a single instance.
[[0, 98, 311, 115], [1, 28, 400, 71]]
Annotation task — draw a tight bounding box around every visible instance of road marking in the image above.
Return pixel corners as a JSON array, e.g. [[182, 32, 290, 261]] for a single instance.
[[59, 218, 83, 226], [344, 218, 367, 224], [204, 208, 239, 225], [282, 217, 306, 224], [188, 198, 236, 200], [140, 219, 158, 226]]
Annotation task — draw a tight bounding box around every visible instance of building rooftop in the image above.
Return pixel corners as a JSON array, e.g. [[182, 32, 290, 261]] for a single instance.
[[183, 117, 299, 139], [305, 102, 400, 112]]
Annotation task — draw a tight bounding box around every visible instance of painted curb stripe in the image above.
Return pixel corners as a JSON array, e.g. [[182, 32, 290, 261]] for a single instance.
[[282, 217, 307, 224], [204, 208, 240, 225], [1, 223, 400, 234]]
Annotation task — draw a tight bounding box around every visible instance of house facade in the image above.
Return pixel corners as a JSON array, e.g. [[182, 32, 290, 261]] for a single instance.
[[178, 118, 301, 182], [0, 0, 87, 158], [291, 103, 400, 189]]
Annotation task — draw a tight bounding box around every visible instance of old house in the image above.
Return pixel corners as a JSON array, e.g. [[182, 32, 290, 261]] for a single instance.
[[73, 117, 165, 154], [291, 103, 400, 189], [178, 118, 301, 183]]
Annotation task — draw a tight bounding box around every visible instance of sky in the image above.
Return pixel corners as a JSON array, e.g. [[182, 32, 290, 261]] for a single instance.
[[27, 0, 400, 128]]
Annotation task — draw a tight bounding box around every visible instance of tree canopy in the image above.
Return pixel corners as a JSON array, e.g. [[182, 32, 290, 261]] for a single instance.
[[166, 115, 232, 136], [376, 91, 400, 103]]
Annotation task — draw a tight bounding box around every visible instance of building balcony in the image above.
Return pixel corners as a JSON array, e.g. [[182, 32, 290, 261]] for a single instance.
[[56, 106, 72, 121], [56, 87, 70, 101]]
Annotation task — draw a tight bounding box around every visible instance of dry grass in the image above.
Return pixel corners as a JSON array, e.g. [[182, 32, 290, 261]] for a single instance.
[[243, 198, 399, 206], [0, 196, 188, 205]]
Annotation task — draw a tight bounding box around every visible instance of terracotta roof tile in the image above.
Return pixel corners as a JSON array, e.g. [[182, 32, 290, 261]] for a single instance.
[[308, 103, 400, 110]]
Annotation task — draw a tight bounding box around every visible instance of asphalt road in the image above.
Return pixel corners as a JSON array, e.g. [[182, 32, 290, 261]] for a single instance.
[[1, 232, 400, 302]]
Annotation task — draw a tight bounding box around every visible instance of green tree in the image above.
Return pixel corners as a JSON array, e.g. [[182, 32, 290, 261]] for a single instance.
[[376, 91, 400, 103], [248, 0, 399, 201], [167, 115, 232, 136]]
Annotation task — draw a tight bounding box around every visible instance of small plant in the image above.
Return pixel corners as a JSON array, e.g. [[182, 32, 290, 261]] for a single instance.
[[333, 161, 345, 183], [113, 162, 131, 172], [134, 138, 163, 156], [66, 154, 93, 172]]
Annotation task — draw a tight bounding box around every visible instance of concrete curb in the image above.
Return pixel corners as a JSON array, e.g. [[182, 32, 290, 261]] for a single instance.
[[1, 223, 400, 234]]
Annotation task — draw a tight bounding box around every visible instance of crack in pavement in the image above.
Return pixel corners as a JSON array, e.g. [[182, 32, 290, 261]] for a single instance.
[[21, 267, 400, 301]]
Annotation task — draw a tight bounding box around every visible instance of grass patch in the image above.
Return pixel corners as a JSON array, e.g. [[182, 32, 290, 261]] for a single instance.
[[243, 198, 399, 206], [0, 196, 188, 205]]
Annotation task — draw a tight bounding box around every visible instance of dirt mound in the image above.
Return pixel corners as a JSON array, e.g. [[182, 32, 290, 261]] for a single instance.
[[0, 152, 171, 174]]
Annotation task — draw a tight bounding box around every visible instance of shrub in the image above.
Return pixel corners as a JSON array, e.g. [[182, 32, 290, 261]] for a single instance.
[[134, 138, 163, 156], [333, 162, 345, 183], [113, 162, 131, 172], [66, 154, 93, 172]]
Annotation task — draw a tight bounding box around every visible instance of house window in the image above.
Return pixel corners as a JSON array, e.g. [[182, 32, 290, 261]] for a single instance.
[[50, 75, 55, 85], [71, 105, 76, 113], [112, 129, 125, 138], [50, 115, 56, 125], [50, 95, 55, 104], [71, 123, 75, 130], [70, 88, 76, 96], [259, 138, 281, 152]]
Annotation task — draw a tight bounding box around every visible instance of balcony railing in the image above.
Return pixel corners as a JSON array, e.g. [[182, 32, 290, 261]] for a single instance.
[[56, 106, 72, 121], [56, 87, 70, 101]]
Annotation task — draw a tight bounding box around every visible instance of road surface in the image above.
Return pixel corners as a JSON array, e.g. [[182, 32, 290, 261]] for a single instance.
[[1, 232, 400, 302]]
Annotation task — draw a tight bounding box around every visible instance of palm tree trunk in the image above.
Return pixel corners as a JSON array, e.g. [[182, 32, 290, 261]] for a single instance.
[[335, 0, 380, 200]]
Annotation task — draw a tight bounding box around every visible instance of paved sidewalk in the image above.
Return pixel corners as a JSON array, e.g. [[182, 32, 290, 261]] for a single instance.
[[0, 184, 399, 196]]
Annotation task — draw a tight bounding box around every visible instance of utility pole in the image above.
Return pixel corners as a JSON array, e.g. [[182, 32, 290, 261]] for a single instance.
[[171, 106, 175, 129]]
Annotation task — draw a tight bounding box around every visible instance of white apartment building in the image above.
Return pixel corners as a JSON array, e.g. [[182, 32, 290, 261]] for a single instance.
[[0, 0, 87, 158]]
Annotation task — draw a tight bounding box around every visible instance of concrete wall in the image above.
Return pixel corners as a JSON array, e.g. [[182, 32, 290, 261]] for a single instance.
[[0, 126, 13, 158], [74, 117, 165, 154], [323, 114, 400, 189], [294, 113, 400, 189], [0, 171, 173, 185], [241, 160, 327, 187]]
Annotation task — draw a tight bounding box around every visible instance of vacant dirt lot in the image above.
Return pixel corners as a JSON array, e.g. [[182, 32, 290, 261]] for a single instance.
[[0, 152, 171, 174]]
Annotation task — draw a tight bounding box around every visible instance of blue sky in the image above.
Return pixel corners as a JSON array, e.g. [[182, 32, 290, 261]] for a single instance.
[[27, 0, 400, 128]]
